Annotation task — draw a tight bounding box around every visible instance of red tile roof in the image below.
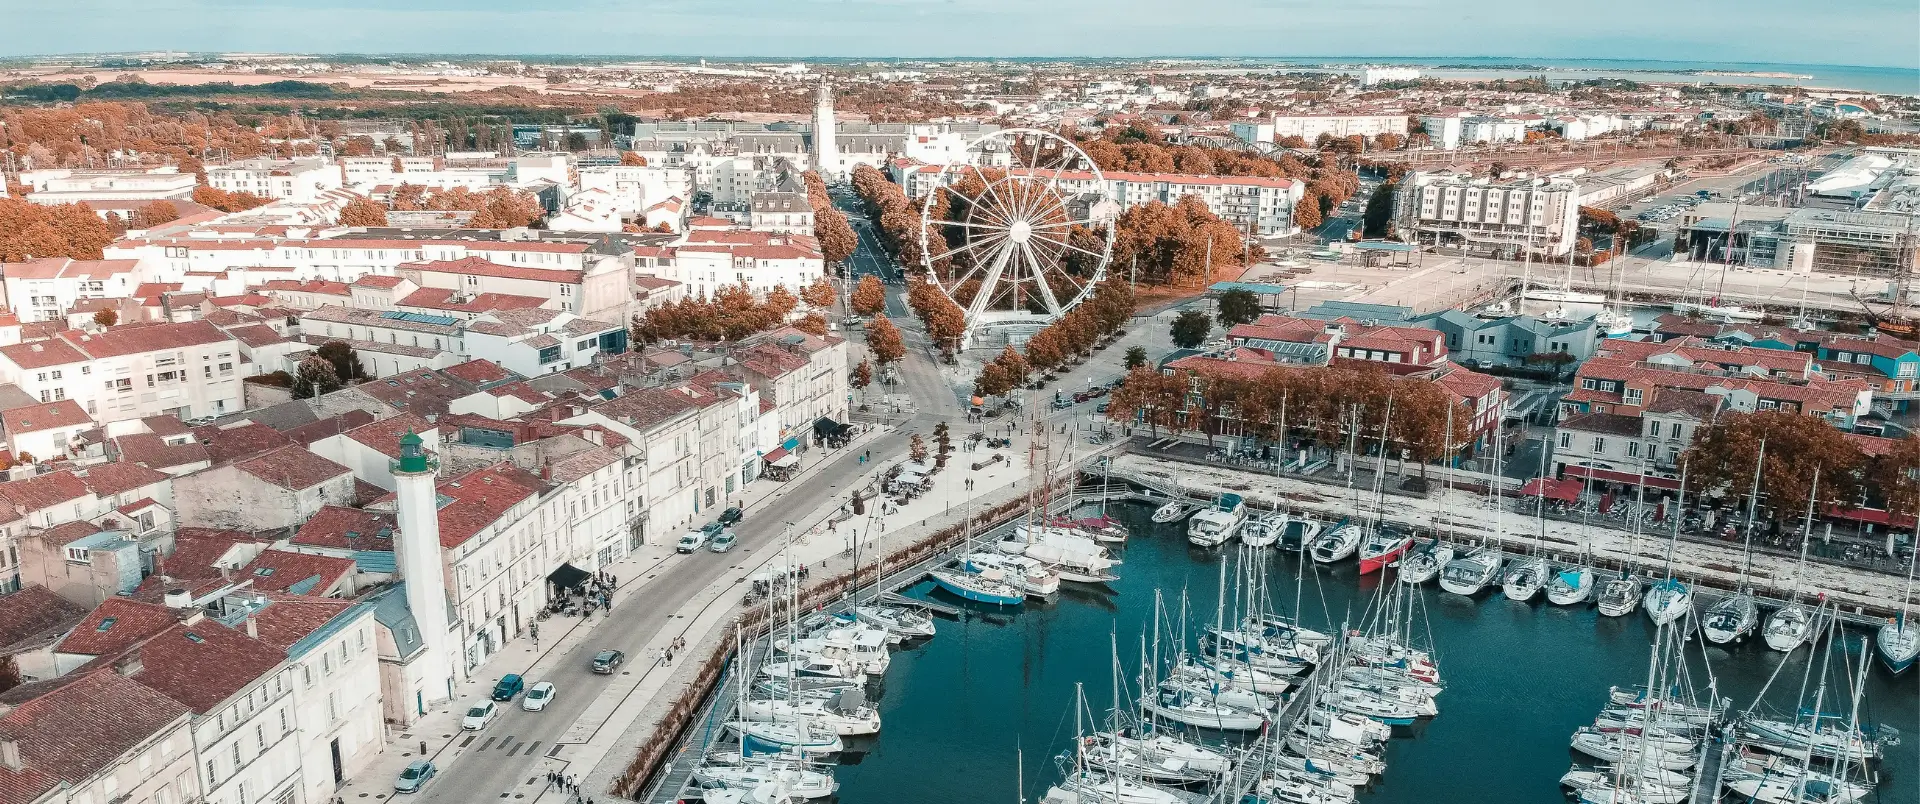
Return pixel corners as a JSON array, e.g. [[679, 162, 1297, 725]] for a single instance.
[[0, 399, 90, 436], [234, 445, 350, 490], [246, 594, 356, 652], [278, 411, 378, 447], [110, 433, 210, 471], [441, 358, 515, 386], [343, 413, 433, 458], [238, 550, 354, 595], [0, 339, 87, 370], [0, 586, 88, 654], [54, 598, 178, 657], [77, 462, 169, 498], [351, 274, 406, 289], [399, 255, 584, 285], [398, 287, 550, 314], [128, 620, 286, 714], [0, 670, 190, 804], [434, 462, 543, 548], [290, 506, 395, 551], [0, 471, 91, 513], [191, 421, 293, 465], [55, 320, 231, 359]]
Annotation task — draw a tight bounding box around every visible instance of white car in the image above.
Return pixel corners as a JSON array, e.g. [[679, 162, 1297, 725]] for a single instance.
[[522, 681, 556, 712], [676, 531, 708, 553], [462, 700, 497, 730]]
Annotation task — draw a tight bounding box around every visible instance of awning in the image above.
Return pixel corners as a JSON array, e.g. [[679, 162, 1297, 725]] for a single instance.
[[547, 562, 591, 590], [1827, 504, 1915, 529], [814, 417, 845, 437], [1519, 476, 1582, 503], [770, 453, 799, 469], [782, 437, 801, 451], [1563, 465, 1683, 491]]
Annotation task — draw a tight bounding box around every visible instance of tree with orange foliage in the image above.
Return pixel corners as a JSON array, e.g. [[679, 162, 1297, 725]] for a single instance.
[[192, 186, 272, 213], [850, 275, 886, 316], [851, 360, 872, 390], [340, 136, 376, 157], [801, 278, 836, 309], [93, 309, 118, 328], [865, 316, 906, 366], [128, 201, 181, 229], [338, 198, 389, 227], [794, 313, 829, 336], [765, 285, 800, 319], [1293, 194, 1323, 231], [619, 151, 649, 166], [0, 199, 115, 261], [815, 207, 858, 265], [390, 184, 429, 211]]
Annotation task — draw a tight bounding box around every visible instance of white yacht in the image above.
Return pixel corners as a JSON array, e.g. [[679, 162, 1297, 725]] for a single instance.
[[1187, 493, 1247, 547]]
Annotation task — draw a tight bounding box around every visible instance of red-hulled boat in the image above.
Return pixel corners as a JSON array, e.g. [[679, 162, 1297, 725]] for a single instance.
[[1357, 527, 1415, 575]]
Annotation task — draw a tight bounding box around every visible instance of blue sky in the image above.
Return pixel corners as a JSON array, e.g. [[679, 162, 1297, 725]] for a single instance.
[[7, 0, 1918, 69]]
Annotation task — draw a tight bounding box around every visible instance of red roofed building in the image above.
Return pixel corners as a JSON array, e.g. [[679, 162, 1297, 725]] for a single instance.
[[0, 257, 140, 324], [175, 445, 355, 530], [309, 412, 441, 490], [0, 320, 242, 427], [891, 161, 1306, 235], [0, 668, 196, 804]]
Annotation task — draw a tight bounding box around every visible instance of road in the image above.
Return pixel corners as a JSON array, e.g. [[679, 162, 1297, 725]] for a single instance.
[[418, 428, 908, 804], [422, 189, 967, 804]]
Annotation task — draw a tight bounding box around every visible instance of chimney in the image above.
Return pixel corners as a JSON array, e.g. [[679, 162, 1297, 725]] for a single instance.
[[0, 736, 21, 772], [162, 588, 192, 609], [112, 651, 144, 677], [177, 607, 204, 626], [245, 616, 258, 640]]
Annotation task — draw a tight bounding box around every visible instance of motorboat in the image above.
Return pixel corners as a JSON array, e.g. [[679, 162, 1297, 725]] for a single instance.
[[1356, 526, 1413, 574], [760, 655, 856, 682], [1395, 538, 1452, 585], [1672, 301, 1765, 322], [1309, 522, 1364, 563], [737, 696, 882, 736], [1594, 306, 1636, 338], [1054, 515, 1128, 544], [1547, 565, 1596, 605], [778, 627, 893, 676], [702, 782, 798, 804], [1701, 591, 1759, 645], [726, 719, 844, 758], [692, 758, 836, 800], [1642, 578, 1692, 626], [1040, 770, 1191, 804], [962, 551, 1061, 598], [1501, 556, 1548, 602], [1279, 515, 1322, 551], [1142, 682, 1268, 731], [1569, 728, 1697, 770], [1076, 733, 1221, 786], [1438, 547, 1503, 596], [1239, 513, 1282, 548], [1151, 501, 1194, 524], [928, 568, 1024, 606], [853, 604, 936, 641], [1595, 575, 1643, 617], [1187, 493, 1247, 547]]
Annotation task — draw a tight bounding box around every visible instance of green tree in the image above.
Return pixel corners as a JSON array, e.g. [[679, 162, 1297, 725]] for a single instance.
[[1125, 345, 1149, 370], [1170, 310, 1212, 349], [1361, 182, 1397, 239], [1215, 289, 1263, 327], [293, 355, 342, 399], [315, 340, 363, 382]]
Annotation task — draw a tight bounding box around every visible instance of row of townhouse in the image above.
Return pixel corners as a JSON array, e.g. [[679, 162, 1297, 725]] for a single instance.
[[0, 321, 243, 425], [1550, 336, 1875, 492], [1648, 314, 1920, 413], [1, 578, 382, 804], [660, 228, 827, 299]]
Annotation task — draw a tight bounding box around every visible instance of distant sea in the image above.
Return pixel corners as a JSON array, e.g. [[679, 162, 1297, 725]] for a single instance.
[[1225, 56, 1920, 96]]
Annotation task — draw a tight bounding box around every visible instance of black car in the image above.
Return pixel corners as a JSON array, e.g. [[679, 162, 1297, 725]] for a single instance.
[[718, 507, 744, 526], [591, 650, 625, 674]]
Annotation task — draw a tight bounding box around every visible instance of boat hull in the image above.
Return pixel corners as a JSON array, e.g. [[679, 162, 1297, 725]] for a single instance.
[[928, 570, 1024, 606], [1357, 537, 1412, 575], [1878, 620, 1918, 673]]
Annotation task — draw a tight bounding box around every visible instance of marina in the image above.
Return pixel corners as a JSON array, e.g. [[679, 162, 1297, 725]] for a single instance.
[[638, 486, 1917, 804]]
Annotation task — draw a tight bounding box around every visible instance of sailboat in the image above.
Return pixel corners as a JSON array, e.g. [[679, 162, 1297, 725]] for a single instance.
[[1396, 538, 1452, 585], [1356, 525, 1414, 575], [1880, 543, 1919, 674], [1505, 440, 1556, 602], [1644, 463, 1692, 627], [936, 510, 1026, 605], [1546, 558, 1596, 605], [1706, 444, 1769, 645], [1765, 471, 1821, 653], [1150, 500, 1193, 524], [1439, 545, 1503, 596], [1309, 520, 1364, 563], [1239, 504, 1283, 548], [1597, 471, 1651, 616]]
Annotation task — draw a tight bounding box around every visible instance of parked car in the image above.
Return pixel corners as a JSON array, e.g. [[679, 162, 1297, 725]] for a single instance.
[[522, 681, 556, 712], [718, 507, 744, 526], [1051, 398, 1074, 411], [462, 700, 497, 730], [490, 674, 523, 701], [710, 529, 738, 553], [1096, 402, 1111, 414], [676, 531, 707, 553], [394, 761, 436, 793], [591, 649, 626, 674], [701, 520, 726, 538]]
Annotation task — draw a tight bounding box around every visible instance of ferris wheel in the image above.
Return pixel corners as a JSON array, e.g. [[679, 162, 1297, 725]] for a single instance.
[[917, 128, 1114, 348]]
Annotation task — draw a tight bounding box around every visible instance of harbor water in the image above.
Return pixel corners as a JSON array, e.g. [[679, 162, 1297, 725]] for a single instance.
[[830, 500, 1919, 803]]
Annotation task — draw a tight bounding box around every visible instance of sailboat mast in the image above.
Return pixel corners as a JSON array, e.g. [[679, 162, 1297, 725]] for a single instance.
[[1740, 439, 1767, 584], [1663, 461, 1689, 579]]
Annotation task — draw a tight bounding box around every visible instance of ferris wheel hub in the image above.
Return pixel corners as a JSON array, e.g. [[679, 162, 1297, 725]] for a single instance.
[[1008, 220, 1033, 244]]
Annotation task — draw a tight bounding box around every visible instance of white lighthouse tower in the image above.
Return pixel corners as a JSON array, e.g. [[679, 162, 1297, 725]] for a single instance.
[[812, 81, 841, 179], [392, 430, 455, 710]]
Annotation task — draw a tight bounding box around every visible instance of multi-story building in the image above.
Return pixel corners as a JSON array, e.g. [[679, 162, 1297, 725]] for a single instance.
[[891, 162, 1304, 237], [1559, 337, 1872, 428], [1552, 387, 1722, 492], [664, 229, 827, 299], [204, 158, 344, 203], [1264, 114, 1409, 143], [0, 669, 201, 804], [0, 257, 140, 323], [1413, 310, 1600, 368], [14, 167, 197, 206], [1397, 170, 1581, 256], [0, 321, 243, 423], [750, 190, 815, 235]]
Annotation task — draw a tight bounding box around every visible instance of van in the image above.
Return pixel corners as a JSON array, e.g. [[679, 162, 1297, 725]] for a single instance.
[[676, 531, 707, 553]]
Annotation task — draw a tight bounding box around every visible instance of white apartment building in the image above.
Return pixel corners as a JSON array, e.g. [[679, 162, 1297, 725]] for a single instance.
[[1362, 67, 1421, 86], [0, 670, 202, 804], [1462, 116, 1528, 145], [893, 164, 1304, 237], [204, 158, 344, 203], [665, 230, 826, 299], [15, 167, 197, 205], [576, 164, 695, 219], [0, 257, 139, 323], [270, 598, 385, 804], [464, 308, 628, 378], [340, 154, 572, 196], [1420, 114, 1465, 150], [0, 321, 243, 423], [1266, 114, 1409, 142], [733, 328, 851, 454], [1397, 171, 1581, 256], [749, 191, 815, 235]]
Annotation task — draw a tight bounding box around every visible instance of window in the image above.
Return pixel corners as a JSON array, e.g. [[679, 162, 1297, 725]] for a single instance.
[[65, 546, 91, 563], [1627, 441, 1640, 458], [538, 345, 562, 364], [577, 338, 596, 351], [1623, 388, 1642, 405], [207, 761, 218, 786], [1581, 378, 1597, 390], [1557, 432, 1571, 448], [1670, 422, 1683, 439], [1592, 436, 1607, 453]]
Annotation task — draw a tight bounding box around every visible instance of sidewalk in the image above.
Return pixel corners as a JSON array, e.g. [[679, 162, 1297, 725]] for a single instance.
[[332, 425, 895, 803]]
